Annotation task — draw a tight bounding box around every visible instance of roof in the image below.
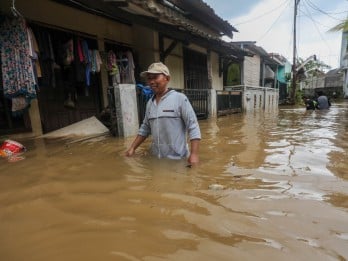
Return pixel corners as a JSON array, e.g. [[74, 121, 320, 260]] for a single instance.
[[325, 68, 343, 76], [116, 0, 237, 40], [164, 0, 238, 37], [53, 0, 248, 59], [231, 41, 281, 65]]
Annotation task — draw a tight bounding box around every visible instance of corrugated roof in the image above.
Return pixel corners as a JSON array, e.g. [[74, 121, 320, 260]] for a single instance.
[[164, 0, 238, 37]]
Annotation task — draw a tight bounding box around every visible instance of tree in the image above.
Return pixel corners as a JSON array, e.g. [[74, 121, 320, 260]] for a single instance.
[[288, 56, 331, 104], [329, 20, 348, 33], [296, 57, 331, 79]]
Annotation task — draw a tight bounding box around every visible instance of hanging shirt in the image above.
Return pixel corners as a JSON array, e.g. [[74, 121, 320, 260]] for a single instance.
[[138, 90, 201, 159]]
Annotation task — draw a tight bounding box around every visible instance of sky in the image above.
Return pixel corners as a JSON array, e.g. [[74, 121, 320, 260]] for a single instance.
[[203, 0, 348, 69]]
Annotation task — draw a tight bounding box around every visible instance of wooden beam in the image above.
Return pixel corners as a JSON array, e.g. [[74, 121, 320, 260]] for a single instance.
[[159, 34, 178, 62], [103, 0, 128, 8]]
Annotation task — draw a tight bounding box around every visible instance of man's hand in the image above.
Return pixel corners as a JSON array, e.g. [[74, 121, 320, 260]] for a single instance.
[[188, 153, 199, 165], [125, 135, 147, 157], [125, 147, 135, 157]]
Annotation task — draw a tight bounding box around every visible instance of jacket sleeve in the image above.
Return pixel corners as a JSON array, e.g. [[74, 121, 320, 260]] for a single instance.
[[180, 94, 201, 140], [138, 100, 151, 137]]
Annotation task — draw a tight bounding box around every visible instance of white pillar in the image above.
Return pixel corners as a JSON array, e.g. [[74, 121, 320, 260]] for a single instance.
[[209, 89, 217, 118], [114, 84, 139, 137]]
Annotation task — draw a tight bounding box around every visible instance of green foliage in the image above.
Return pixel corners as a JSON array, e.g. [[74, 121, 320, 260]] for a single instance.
[[328, 20, 348, 33], [296, 57, 331, 76], [285, 72, 291, 82], [295, 89, 303, 105]]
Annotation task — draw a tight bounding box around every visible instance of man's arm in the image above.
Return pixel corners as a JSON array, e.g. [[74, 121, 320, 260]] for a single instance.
[[125, 135, 147, 156], [188, 138, 200, 164]]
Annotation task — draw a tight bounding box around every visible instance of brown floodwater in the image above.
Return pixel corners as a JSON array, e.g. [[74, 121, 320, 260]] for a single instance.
[[1, 101, 348, 261]]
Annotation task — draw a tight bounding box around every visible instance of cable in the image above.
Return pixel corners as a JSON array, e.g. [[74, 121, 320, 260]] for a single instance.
[[257, 0, 291, 42], [305, 0, 346, 22], [234, 0, 290, 26], [299, 1, 335, 65]]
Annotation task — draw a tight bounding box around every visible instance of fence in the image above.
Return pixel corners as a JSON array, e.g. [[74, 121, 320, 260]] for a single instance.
[[216, 90, 242, 116], [175, 89, 209, 120], [225, 85, 279, 112]]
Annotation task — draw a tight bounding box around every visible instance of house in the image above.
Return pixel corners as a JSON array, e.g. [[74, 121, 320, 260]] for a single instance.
[[340, 30, 348, 98], [225, 41, 280, 111], [300, 69, 343, 98], [1, 0, 251, 138], [1, 0, 284, 139], [269, 53, 292, 104]]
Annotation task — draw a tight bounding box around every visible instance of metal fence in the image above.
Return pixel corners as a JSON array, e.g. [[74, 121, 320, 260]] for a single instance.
[[175, 89, 209, 120], [216, 90, 242, 116]]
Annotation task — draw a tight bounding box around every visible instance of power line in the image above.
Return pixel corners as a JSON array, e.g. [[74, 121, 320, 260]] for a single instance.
[[305, 0, 346, 22], [298, 0, 341, 67], [257, 0, 292, 42], [302, 0, 335, 51], [234, 0, 290, 26]]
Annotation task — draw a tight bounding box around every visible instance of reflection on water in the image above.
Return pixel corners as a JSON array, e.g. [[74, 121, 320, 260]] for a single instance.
[[1, 102, 348, 260]]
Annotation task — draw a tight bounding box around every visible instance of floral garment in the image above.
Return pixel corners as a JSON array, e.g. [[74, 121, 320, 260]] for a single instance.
[[0, 16, 37, 113]]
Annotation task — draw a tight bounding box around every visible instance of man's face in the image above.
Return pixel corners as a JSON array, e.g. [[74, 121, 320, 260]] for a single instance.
[[146, 73, 170, 95]]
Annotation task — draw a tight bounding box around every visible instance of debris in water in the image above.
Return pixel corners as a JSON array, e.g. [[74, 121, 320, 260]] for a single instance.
[[0, 140, 26, 162], [208, 184, 225, 191]]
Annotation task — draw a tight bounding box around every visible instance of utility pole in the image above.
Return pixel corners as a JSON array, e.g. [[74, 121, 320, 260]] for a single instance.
[[290, 0, 300, 104]]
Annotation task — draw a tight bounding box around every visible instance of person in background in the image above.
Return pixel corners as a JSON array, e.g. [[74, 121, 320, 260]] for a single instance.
[[125, 62, 201, 165], [316, 91, 331, 110], [303, 96, 317, 110]]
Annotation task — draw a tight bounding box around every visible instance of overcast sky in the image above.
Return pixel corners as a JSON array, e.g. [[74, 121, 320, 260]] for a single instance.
[[203, 0, 348, 69]]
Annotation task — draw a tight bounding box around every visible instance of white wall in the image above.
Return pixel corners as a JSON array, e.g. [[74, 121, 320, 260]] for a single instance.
[[211, 52, 224, 91], [243, 56, 261, 86]]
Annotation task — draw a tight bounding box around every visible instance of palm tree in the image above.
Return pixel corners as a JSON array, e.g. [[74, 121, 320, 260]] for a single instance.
[[329, 19, 348, 32]]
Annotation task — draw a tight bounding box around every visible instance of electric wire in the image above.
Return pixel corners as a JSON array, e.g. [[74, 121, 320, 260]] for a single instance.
[[302, 0, 333, 49], [257, 0, 291, 42], [301, 0, 346, 67], [234, 0, 290, 26], [305, 0, 346, 22]]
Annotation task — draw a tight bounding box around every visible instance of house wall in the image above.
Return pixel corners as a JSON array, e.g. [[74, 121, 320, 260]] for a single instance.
[[340, 31, 348, 68], [0, 0, 135, 138], [15, 0, 133, 107], [1, 0, 228, 138], [211, 52, 223, 91], [243, 88, 278, 112], [164, 39, 184, 90], [133, 25, 157, 74], [244, 89, 264, 111], [243, 55, 261, 86]]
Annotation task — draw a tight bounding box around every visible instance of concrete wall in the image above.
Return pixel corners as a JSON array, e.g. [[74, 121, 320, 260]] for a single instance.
[[232, 86, 279, 112], [244, 89, 264, 111], [211, 52, 223, 91], [264, 89, 279, 112], [114, 84, 139, 137], [243, 56, 261, 86]]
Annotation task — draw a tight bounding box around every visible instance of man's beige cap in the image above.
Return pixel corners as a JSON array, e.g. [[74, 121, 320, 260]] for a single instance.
[[140, 62, 170, 77]]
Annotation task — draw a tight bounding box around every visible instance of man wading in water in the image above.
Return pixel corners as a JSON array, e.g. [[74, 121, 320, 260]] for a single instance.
[[125, 62, 201, 165]]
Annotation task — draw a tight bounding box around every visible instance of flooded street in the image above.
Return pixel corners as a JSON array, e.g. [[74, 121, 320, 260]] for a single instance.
[[1, 101, 348, 261]]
